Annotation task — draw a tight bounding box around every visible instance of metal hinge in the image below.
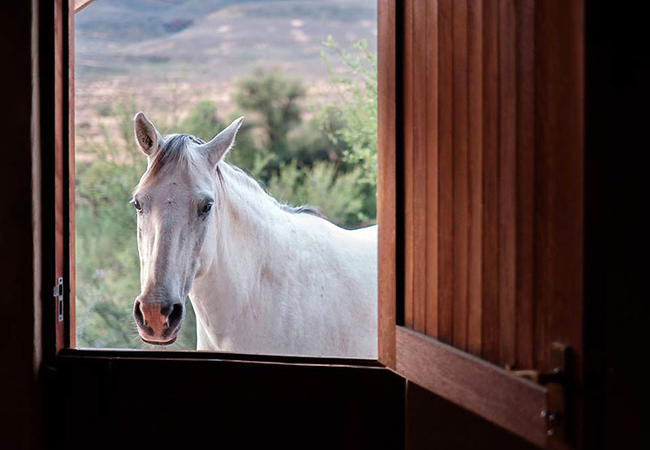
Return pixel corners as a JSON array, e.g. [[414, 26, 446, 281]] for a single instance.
[[507, 342, 570, 443], [53, 277, 64, 322]]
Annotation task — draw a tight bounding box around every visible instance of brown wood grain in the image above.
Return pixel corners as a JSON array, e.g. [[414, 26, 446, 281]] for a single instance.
[[514, 0, 535, 370], [467, 0, 484, 357], [387, 0, 585, 443], [396, 326, 548, 447], [424, 0, 439, 338], [437, 0, 454, 345], [412, 0, 428, 334], [403, 0, 415, 330], [481, 0, 500, 364], [377, 0, 397, 369], [497, 0, 517, 368], [54, 0, 66, 353], [68, 0, 76, 348], [452, 0, 469, 351]]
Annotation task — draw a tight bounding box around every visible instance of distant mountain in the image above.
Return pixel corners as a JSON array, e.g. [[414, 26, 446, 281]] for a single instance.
[[75, 0, 377, 81]]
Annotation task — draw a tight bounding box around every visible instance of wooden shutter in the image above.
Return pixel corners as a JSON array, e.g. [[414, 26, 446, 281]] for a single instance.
[[50, 0, 76, 354], [378, 0, 584, 447]]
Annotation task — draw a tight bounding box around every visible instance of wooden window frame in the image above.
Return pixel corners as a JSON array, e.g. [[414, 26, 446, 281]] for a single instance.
[[42, 10, 402, 446], [48, 0, 387, 371]]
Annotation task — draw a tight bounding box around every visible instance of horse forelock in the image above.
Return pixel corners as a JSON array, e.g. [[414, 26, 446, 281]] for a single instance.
[[137, 134, 205, 190]]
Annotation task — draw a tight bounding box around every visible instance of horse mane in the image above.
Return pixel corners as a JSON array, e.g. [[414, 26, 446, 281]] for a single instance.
[[217, 161, 325, 219], [280, 204, 324, 217], [138, 132, 325, 219]]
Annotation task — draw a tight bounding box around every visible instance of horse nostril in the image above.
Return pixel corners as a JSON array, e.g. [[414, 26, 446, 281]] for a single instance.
[[167, 303, 183, 328], [134, 300, 145, 326]]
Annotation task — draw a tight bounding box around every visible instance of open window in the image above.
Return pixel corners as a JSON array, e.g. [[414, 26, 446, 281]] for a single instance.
[[71, 0, 379, 356], [47, 0, 585, 448]]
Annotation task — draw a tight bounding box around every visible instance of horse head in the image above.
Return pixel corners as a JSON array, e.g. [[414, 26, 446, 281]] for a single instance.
[[130, 111, 243, 345]]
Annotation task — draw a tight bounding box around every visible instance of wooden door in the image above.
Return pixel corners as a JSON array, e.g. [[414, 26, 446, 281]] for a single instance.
[[378, 0, 584, 447]]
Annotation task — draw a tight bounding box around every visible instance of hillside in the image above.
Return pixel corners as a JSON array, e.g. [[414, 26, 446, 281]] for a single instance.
[[75, 0, 377, 133]]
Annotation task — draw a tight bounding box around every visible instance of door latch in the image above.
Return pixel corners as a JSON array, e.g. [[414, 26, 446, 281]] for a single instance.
[[53, 277, 64, 322], [507, 342, 570, 443]]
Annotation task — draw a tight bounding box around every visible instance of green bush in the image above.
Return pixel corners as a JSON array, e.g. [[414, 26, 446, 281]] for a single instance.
[[318, 37, 378, 221], [235, 67, 305, 162]]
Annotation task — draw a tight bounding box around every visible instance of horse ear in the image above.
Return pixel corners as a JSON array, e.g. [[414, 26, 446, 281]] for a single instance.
[[134, 111, 162, 157], [199, 116, 245, 166]]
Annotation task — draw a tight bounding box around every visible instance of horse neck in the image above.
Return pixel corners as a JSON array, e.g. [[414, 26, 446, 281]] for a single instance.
[[193, 163, 295, 304], [218, 162, 289, 247]]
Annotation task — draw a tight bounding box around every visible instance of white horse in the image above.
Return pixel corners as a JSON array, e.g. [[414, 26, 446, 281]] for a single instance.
[[131, 112, 377, 358]]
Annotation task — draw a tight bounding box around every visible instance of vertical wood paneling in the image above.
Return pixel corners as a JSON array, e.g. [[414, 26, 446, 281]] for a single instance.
[[481, 0, 500, 364], [437, 0, 454, 344], [403, 0, 415, 329], [424, 0, 439, 338], [399, 0, 582, 375], [377, 0, 397, 369], [452, 0, 469, 351], [395, 0, 585, 439], [467, 0, 484, 356], [515, 0, 535, 370], [412, 0, 428, 334], [497, 0, 517, 367]]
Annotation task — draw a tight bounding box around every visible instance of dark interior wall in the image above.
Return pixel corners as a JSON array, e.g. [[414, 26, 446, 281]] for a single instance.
[[584, 1, 649, 449], [0, 1, 43, 449]]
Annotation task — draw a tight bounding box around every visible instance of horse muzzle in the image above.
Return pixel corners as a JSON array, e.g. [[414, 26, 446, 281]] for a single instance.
[[133, 297, 184, 345]]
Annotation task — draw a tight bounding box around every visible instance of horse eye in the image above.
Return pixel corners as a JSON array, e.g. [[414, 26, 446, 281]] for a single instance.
[[133, 200, 142, 212], [200, 202, 213, 216]]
